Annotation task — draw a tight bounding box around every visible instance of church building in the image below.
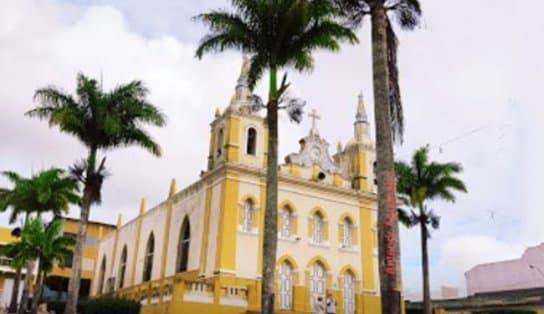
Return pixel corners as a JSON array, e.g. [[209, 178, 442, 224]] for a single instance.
[[93, 57, 381, 314]]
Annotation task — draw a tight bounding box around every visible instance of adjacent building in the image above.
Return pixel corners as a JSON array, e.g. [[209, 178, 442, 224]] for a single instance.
[[0, 217, 115, 306], [465, 243, 544, 296], [93, 57, 381, 314]]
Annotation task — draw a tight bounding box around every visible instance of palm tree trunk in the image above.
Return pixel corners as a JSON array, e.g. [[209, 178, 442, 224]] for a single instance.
[[30, 270, 45, 314], [261, 66, 279, 314], [370, 4, 402, 314], [420, 220, 432, 314], [65, 148, 96, 314], [9, 267, 22, 313], [18, 260, 36, 314]]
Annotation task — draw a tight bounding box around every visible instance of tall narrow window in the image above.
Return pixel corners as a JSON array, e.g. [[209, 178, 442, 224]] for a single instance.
[[143, 233, 154, 282], [343, 271, 356, 314], [216, 128, 224, 157], [313, 212, 324, 243], [281, 207, 293, 238], [242, 200, 254, 232], [342, 218, 353, 247], [98, 256, 106, 294], [177, 217, 191, 272], [118, 246, 127, 288], [246, 127, 257, 155], [279, 261, 294, 309], [309, 262, 326, 312]]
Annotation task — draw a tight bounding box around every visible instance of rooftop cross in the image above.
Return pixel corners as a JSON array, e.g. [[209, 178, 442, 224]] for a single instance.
[[309, 108, 321, 135]]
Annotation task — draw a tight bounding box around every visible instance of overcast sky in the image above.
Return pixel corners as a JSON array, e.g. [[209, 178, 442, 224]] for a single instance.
[[2, 0, 543, 297]]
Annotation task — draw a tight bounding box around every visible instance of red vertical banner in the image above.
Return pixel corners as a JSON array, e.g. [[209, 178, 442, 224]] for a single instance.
[[384, 169, 397, 276]]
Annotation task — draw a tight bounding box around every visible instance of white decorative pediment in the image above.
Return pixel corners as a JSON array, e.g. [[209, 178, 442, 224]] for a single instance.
[[285, 133, 339, 173]]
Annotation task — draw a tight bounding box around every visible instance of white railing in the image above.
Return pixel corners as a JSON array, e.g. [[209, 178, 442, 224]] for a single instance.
[[183, 282, 214, 304]]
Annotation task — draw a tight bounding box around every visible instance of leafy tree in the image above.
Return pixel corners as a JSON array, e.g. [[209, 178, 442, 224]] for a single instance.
[[3, 218, 76, 314], [0, 168, 79, 314], [335, 1, 423, 312], [195, 1, 357, 313], [396, 146, 467, 314], [26, 74, 166, 314]]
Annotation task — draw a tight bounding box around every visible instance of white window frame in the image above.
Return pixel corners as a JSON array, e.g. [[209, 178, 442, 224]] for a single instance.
[[242, 201, 254, 232], [281, 208, 293, 238], [313, 213, 323, 243]]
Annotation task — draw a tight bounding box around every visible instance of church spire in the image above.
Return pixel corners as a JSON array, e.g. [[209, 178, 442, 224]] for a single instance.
[[353, 93, 371, 144], [234, 55, 251, 102], [355, 91, 368, 124]]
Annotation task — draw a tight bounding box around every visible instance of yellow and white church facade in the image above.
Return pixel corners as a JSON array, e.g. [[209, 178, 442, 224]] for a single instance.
[[93, 58, 381, 314]]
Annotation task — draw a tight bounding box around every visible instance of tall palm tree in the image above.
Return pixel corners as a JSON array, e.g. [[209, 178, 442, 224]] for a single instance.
[[3, 218, 75, 314], [335, 1, 422, 312], [195, 1, 357, 313], [395, 146, 467, 314], [0, 168, 79, 314], [26, 73, 166, 314]]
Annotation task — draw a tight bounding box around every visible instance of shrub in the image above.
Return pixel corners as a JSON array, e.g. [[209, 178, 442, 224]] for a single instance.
[[85, 297, 140, 314], [45, 300, 86, 314]]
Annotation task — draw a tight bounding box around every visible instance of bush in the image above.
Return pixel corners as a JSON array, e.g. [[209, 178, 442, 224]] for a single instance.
[[85, 297, 140, 314], [44, 300, 86, 314]]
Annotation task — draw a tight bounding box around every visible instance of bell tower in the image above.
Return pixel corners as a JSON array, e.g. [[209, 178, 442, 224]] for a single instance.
[[334, 93, 376, 192], [207, 56, 267, 171]]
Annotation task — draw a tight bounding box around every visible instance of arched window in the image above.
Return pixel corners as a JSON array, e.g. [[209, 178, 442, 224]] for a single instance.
[[343, 271, 356, 314], [278, 261, 294, 309], [246, 127, 257, 155], [313, 212, 324, 243], [242, 199, 254, 232], [309, 262, 326, 312], [216, 128, 224, 157], [118, 246, 127, 289], [98, 256, 106, 294], [142, 233, 154, 282], [280, 207, 293, 238], [342, 218, 353, 248], [177, 217, 191, 273]]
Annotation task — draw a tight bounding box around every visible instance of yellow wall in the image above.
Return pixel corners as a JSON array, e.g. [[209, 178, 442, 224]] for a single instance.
[[50, 219, 116, 280]]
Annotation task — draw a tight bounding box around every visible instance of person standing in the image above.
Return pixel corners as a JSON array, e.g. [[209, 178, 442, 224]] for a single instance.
[[326, 293, 337, 314]]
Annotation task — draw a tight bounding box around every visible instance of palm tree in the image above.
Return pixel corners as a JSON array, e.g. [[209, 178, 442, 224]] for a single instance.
[[395, 146, 467, 314], [3, 218, 76, 314], [195, 1, 357, 313], [335, 1, 422, 312], [1, 228, 24, 313], [0, 168, 80, 314], [26, 73, 166, 314]]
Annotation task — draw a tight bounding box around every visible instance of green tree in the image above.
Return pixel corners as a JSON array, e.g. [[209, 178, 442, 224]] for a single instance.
[[395, 146, 467, 314], [0, 168, 79, 314], [26, 74, 166, 314], [195, 1, 357, 313], [335, 1, 423, 312], [3, 218, 76, 314]]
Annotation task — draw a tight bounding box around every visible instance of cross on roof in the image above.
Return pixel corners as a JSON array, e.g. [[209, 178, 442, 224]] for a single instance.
[[309, 109, 321, 133]]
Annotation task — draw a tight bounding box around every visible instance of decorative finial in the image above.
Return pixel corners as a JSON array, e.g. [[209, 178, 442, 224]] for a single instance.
[[117, 214, 123, 228], [139, 198, 146, 216], [168, 178, 177, 198], [215, 107, 221, 118], [356, 92, 368, 123], [337, 141, 343, 153], [308, 109, 321, 136]]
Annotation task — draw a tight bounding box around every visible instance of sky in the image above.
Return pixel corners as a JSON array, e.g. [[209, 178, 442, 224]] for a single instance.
[[1, 0, 544, 298]]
